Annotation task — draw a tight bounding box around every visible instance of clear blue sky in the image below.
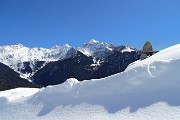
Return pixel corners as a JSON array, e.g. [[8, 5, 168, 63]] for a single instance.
[[0, 0, 180, 50]]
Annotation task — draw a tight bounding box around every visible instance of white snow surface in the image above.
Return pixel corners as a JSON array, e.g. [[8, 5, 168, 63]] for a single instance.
[[1, 44, 180, 119], [0, 88, 39, 101], [121, 47, 135, 53]]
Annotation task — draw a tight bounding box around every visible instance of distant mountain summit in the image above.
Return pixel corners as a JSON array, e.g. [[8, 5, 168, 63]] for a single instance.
[[0, 40, 140, 86], [78, 39, 115, 59]]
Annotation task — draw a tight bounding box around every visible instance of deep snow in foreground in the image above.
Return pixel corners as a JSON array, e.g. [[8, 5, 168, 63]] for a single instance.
[[1, 44, 180, 120]]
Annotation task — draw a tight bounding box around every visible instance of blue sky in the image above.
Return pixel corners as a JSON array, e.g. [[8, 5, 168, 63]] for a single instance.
[[0, 0, 180, 50]]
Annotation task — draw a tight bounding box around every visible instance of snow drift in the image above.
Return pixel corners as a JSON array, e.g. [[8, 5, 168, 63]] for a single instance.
[[0, 44, 180, 120]]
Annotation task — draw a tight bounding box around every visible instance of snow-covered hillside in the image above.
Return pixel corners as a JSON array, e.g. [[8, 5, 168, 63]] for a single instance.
[[0, 44, 180, 120]]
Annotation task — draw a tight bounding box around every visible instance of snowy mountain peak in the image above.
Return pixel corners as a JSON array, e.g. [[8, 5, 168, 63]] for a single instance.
[[83, 39, 111, 47], [79, 39, 115, 58], [52, 44, 71, 49], [1, 43, 27, 51], [121, 46, 135, 53], [87, 39, 99, 44], [64, 44, 71, 47], [0, 44, 73, 77], [11, 43, 24, 48]]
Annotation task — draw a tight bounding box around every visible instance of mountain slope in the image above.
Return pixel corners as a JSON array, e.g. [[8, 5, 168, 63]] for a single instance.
[[0, 44, 180, 119], [91, 46, 139, 79], [0, 62, 38, 91], [33, 50, 96, 86]]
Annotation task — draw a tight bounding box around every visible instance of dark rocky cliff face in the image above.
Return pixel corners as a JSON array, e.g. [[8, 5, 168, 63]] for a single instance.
[[32, 47, 140, 87], [92, 46, 140, 79], [32, 51, 96, 86], [0, 62, 38, 91], [18, 61, 45, 75]]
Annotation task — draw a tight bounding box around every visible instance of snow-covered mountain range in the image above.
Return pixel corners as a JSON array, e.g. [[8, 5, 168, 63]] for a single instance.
[[0, 43, 72, 76], [0, 44, 180, 120], [0, 39, 138, 80], [30, 40, 139, 86]]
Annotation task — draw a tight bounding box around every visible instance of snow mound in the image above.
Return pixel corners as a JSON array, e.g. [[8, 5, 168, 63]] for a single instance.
[[1, 44, 180, 119], [0, 88, 39, 102]]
